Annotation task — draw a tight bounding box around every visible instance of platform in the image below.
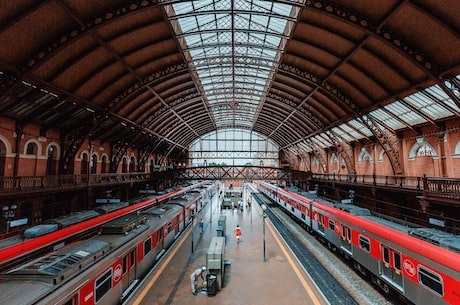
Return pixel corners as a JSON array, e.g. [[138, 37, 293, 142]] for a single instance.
[[128, 189, 327, 305]]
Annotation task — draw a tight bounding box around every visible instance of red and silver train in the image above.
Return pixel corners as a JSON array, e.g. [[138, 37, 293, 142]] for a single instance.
[[0, 182, 215, 305], [257, 181, 460, 305], [0, 182, 213, 264]]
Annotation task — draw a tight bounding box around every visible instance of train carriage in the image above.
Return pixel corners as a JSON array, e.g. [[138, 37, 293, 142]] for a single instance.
[[0, 183, 214, 305], [256, 181, 460, 305]]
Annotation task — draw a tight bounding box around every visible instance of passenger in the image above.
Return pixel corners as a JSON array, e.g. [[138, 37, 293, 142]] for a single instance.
[[199, 219, 204, 235], [235, 224, 242, 243], [190, 266, 207, 295]]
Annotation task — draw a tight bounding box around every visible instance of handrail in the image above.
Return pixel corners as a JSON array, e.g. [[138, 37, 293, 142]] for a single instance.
[[0, 172, 152, 194], [311, 173, 460, 202]]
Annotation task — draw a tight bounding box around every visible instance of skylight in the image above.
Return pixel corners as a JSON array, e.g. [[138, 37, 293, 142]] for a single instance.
[[165, 0, 298, 128]]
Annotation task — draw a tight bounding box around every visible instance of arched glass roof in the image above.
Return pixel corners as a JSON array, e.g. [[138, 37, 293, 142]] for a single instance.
[[166, 0, 299, 129]]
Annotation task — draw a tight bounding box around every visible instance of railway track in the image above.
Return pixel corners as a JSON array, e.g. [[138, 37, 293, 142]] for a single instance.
[[253, 192, 358, 305]]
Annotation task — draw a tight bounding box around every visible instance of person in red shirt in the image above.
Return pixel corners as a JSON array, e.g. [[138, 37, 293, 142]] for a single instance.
[[234, 224, 241, 243]]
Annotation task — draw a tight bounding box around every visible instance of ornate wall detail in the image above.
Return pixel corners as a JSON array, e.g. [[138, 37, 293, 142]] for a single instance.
[[326, 130, 356, 174]]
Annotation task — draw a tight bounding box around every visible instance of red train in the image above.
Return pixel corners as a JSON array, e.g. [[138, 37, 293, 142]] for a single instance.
[[0, 182, 213, 265], [0, 182, 215, 305], [257, 181, 460, 305]]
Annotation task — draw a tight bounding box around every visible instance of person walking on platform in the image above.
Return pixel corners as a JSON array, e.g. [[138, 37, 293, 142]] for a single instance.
[[190, 266, 207, 295], [246, 197, 251, 208], [199, 219, 204, 235], [234, 224, 242, 243]]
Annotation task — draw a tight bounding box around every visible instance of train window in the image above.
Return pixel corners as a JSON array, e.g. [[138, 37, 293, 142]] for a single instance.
[[95, 269, 112, 303], [358, 235, 370, 252], [144, 237, 152, 256], [393, 252, 401, 272], [130, 250, 135, 268], [418, 266, 443, 296], [301, 213, 306, 220], [342, 225, 351, 241], [123, 255, 128, 274], [382, 246, 390, 264], [167, 222, 172, 233], [328, 220, 335, 231]]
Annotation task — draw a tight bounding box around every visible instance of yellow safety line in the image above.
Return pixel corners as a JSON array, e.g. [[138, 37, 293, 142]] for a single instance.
[[266, 221, 323, 305], [131, 229, 191, 305]]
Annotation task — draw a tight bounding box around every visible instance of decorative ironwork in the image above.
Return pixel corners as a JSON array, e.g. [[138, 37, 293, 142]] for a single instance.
[[360, 114, 403, 175], [325, 130, 356, 174], [172, 166, 308, 181]]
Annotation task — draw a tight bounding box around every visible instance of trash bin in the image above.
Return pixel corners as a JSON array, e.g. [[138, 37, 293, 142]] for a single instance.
[[206, 273, 217, 296]]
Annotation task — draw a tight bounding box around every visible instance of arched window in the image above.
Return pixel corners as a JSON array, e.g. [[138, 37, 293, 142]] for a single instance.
[[91, 154, 97, 174], [330, 153, 338, 164], [81, 153, 89, 175], [408, 138, 438, 160], [101, 155, 107, 173], [0, 140, 6, 177], [46, 145, 58, 175], [129, 156, 135, 172], [26, 142, 37, 155], [358, 148, 372, 162], [416, 144, 434, 157]]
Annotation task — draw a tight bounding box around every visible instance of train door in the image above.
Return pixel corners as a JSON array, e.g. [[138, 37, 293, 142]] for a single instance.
[[174, 215, 180, 235], [121, 249, 137, 292], [340, 225, 352, 254], [158, 227, 164, 250], [380, 245, 403, 291], [317, 213, 325, 234]]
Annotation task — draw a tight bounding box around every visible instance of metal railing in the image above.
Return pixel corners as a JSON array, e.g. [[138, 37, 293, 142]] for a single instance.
[[0, 173, 152, 194], [312, 173, 460, 202]]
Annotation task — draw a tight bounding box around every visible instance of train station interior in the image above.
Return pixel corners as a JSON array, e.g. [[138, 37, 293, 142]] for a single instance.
[[1, 0, 459, 236], [0, 2, 459, 305]]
